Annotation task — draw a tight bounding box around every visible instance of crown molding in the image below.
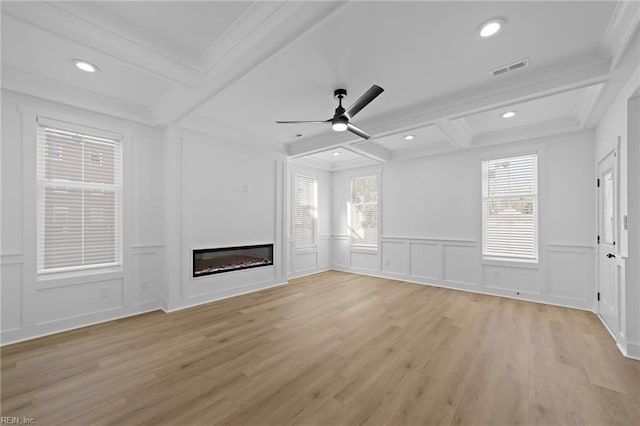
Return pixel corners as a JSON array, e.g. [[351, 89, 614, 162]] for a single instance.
[[599, 0, 640, 71], [2, 65, 154, 125]]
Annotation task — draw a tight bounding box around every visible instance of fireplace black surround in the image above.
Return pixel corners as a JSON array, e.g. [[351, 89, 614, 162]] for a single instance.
[[193, 244, 274, 277]]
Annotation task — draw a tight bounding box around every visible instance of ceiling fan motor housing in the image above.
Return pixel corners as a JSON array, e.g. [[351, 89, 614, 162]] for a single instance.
[[334, 88, 347, 99]]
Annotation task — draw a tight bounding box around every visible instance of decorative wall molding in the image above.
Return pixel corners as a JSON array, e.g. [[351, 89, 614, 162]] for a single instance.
[[0, 253, 24, 265], [334, 233, 594, 311]]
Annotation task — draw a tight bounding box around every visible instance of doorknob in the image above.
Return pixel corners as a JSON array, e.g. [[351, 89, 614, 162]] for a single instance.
[[606, 253, 616, 258]]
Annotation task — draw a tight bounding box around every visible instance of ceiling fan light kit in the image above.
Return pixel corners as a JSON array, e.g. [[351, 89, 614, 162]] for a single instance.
[[276, 84, 384, 140]]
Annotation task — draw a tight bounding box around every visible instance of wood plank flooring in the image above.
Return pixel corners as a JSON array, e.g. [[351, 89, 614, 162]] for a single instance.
[[2, 271, 639, 425]]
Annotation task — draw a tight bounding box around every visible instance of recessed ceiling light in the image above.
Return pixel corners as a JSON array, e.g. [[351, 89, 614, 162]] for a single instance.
[[73, 60, 99, 73], [501, 111, 517, 119], [404, 135, 415, 141], [332, 151, 341, 156], [479, 18, 506, 38]]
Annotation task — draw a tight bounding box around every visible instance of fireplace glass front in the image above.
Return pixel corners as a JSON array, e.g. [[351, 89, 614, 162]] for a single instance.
[[193, 244, 274, 277]]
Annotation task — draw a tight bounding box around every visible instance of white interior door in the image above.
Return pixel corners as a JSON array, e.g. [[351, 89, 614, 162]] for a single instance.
[[597, 150, 618, 334]]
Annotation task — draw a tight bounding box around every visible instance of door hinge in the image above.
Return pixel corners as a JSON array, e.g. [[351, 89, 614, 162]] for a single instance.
[[597, 292, 600, 301], [597, 235, 600, 244], [597, 178, 600, 187]]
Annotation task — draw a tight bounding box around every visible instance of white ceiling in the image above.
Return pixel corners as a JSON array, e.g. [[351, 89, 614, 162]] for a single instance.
[[2, 1, 638, 170]]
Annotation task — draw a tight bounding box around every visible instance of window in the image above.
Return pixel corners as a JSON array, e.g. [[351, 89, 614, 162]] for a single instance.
[[294, 175, 317, 248], [350, 175, 378, 247], [482, 154, 538, 261], [37, 117, 122, 274]]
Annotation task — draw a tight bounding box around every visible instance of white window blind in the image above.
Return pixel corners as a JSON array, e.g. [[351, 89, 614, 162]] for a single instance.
[[37, 118, 122, 274], [294, 175, 317, 248], [482, 154, 537, 260], [351, 175, 378, 247]]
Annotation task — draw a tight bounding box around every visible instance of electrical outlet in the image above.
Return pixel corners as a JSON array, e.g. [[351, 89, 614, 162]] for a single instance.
[[140, 281, 148, 291], [494, 271, 500, 279], [384, 259, 391, 266]]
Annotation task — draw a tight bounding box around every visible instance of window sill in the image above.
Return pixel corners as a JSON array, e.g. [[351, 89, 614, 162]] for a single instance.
[[482, 257, 539, 269], [350, 246, 378, 254], [295, 246, 318, 254], [37, 265, 123, 289]]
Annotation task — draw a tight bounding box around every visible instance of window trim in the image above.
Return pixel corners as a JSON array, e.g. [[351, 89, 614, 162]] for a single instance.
[[481, 151, 539, 263], [349, 172, 380, 249], [35, 115, 124, 277]]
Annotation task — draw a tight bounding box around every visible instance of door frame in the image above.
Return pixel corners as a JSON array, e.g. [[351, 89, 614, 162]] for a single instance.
[[595, 142, 620, 328]]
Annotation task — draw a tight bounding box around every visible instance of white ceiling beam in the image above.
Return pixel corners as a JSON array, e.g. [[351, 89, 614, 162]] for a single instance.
[[2, 4, 203, 89], [151, 1, 346, 126], [584, 30, 640, 129], [435, 119, 473, 149], [471, 117, 581, 147], [348, 141, 392, 163], [176, 114, 287, 155], [598, 0, 640, 71], [1, 65, 154, 125], [288, 55, 611, 157]]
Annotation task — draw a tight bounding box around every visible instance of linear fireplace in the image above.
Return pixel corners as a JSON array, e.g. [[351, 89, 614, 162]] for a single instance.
[[193, 244, 274, 277]]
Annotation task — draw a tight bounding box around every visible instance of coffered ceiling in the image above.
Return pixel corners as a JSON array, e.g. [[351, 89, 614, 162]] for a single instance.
[[2, 1, 639, 170]]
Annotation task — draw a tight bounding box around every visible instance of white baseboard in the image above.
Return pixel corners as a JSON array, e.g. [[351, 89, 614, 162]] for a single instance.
[[332, 267, 592, 312], [0, 300, 161, 347], [162, 279, 288, 313], [288, 267, 332, 280]]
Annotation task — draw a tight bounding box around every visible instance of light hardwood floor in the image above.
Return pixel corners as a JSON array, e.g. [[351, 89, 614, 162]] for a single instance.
[[1, 271, 639, 425]]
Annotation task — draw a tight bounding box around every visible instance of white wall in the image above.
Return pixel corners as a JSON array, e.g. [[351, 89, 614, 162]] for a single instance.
[[160, 127, 288, 312], [332, 131, 596, 310], [1, 90, 164, 344], [287, 164, 332, 278], [595, 32, 640, 358]]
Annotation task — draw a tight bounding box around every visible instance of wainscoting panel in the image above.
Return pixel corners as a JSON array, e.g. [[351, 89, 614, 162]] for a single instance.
[[546, 244, 595, 306], [350, 251, 379, 273], [36, 278, 124, 325], [332, 236, 349, 268], [132, 246, 163, 304], [483, 265, 540, 295], [381, 241, 406, 275], [318, 235, 331, 268], [1, 262, 23, 331], [292, 251, 318, 275], [443, 243, 478, 286], [409, 242, 441, 281], [333, 236, 594, 311]]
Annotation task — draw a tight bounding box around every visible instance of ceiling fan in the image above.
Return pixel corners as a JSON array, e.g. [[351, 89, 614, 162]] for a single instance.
[[276, 84, 384, 140]]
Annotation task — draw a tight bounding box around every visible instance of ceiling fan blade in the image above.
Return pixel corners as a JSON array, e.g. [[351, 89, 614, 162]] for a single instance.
[[345, 85, 384, 119], [275, 120, 329, 124], [347, 123, 371, 139]]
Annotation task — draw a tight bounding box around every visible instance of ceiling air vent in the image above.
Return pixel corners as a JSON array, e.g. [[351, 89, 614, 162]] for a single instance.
[[492, 58, 529, 77]]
